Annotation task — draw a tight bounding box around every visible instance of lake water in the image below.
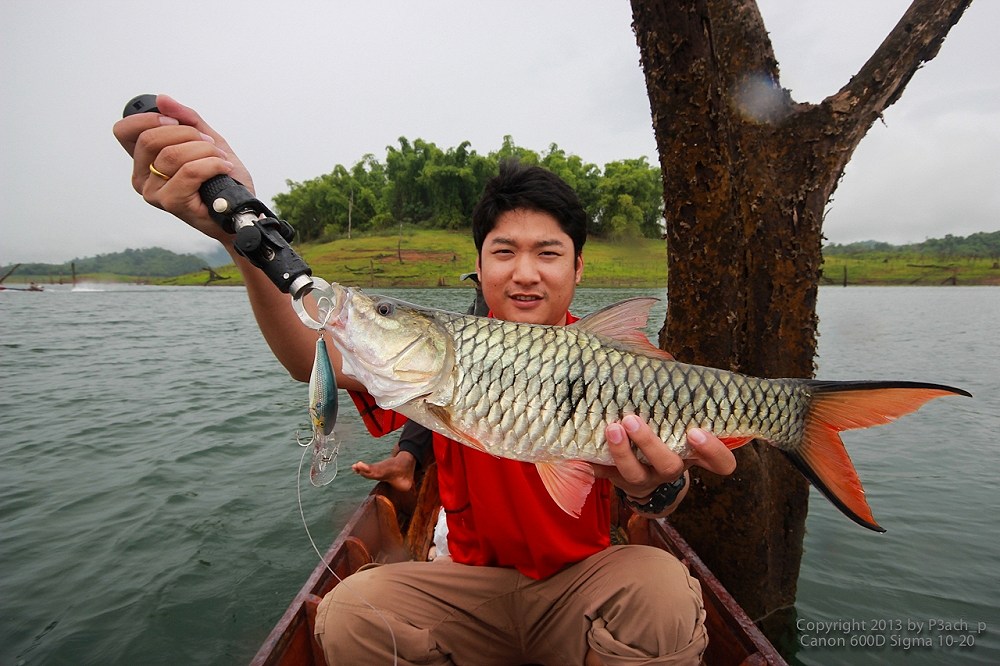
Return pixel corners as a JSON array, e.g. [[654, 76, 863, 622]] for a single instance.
[[1, 285, 998, 665]]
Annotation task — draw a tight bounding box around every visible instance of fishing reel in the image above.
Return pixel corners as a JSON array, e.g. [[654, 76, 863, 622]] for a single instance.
[[122, 94, 315, 299]]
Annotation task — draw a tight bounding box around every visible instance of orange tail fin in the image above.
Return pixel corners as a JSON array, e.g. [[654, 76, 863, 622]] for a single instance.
[[782, 381, 970, 532]]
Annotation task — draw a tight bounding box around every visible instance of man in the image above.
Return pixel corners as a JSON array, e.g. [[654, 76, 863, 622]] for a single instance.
[[114, 95, 736, 664]]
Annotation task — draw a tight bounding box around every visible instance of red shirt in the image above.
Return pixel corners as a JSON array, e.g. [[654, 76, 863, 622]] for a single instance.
[[348, 312, 611, 579]]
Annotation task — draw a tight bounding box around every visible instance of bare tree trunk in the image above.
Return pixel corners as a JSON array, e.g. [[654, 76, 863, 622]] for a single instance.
[[629, 0, 972, 633]]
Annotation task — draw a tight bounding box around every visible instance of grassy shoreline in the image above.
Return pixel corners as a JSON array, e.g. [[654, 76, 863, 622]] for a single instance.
[[820, 255, 1000, 286], [11, 229, 1000, 288]]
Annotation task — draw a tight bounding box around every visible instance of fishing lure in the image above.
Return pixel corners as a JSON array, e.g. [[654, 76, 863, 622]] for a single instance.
[[302, 333, 341, 486]]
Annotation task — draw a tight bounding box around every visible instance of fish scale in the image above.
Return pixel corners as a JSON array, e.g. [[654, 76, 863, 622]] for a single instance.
[[323, 284, 969, 529], [431, 310, 810, 465]]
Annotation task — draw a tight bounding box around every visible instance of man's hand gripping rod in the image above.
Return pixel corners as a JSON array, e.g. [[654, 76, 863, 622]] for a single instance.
[[123, 94, 316, 300]]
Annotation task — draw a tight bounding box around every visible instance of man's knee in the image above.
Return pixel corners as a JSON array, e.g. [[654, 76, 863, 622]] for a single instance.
[[314, 567, 446, 665], [316, 569, 397, 655], [588, 547, 708, 664]]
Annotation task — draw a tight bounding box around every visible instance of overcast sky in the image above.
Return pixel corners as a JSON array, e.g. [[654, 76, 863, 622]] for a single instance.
[[2, 0, 997, 264]]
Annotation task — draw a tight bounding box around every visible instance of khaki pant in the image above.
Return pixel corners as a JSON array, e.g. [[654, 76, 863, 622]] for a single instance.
[[314, 545, 708, 665]]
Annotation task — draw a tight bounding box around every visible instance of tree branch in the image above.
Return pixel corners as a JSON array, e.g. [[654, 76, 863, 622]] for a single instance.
[[825, 0, 973, 139]]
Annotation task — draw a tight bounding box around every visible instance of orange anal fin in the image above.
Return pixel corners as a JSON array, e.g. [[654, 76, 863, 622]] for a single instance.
[[535, 460, 596, 518], [718, 436, 754, 450]]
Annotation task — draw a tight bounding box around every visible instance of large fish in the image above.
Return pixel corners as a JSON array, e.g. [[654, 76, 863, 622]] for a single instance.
[[318, 283, 970, 531]]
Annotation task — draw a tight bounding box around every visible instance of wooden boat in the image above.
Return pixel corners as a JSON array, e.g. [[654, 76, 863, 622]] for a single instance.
[[0, 264, 44, 291], [251, 456, 787, 666], [0, 284, 44, 292]]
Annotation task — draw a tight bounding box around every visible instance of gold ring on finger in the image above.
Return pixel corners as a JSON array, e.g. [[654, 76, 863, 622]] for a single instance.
[[149, 163, 171, 181]]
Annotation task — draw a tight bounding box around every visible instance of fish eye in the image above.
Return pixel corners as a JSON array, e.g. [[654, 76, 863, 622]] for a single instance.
[[376, 301, 395, 317]]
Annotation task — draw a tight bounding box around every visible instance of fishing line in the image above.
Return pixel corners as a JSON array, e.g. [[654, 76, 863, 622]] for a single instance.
[[296, 445, 399, 665]]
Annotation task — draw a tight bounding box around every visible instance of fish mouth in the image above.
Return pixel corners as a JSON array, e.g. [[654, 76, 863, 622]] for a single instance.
[[292, 278, 347, 330]]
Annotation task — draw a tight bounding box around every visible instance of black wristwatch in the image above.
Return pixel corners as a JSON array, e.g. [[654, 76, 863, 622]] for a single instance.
[[616, 474, 687, 514]]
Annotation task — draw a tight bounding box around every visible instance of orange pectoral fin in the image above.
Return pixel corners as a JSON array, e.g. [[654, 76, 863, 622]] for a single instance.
[[535, 461, 596, 518]]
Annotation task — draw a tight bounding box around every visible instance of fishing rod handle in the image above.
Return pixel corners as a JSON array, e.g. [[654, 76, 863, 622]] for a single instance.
[[122, 94, 256, 233], [121, 94, 314, 297]]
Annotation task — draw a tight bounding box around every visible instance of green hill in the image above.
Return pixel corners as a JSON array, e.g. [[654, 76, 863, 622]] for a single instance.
[[2, 248, 222, 284], [160, 228, 669, 289]]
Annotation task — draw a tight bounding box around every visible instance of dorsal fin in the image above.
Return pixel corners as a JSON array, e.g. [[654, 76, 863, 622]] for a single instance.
[[571, 297, 674, 360]]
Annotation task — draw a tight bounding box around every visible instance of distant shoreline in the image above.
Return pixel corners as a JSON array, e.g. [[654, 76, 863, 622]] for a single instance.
[[0, 278, 1000, 291], [8, 228, 999, 288]]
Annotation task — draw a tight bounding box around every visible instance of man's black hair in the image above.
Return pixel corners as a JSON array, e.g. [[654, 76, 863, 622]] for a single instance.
[[471, 160, 588, 257]]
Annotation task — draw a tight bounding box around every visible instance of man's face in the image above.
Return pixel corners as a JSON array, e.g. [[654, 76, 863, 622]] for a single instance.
[[475, 208, 583, 325]]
